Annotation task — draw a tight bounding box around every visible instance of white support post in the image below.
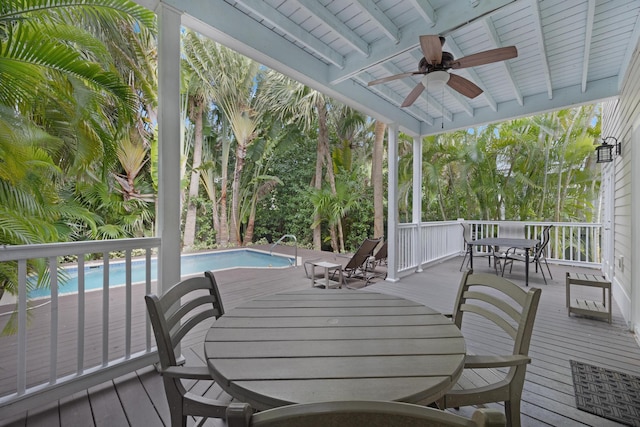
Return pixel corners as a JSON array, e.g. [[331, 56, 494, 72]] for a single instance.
[[386, 126, 399, 281], [412, 136, 423, 272], [157, 4, 182, 294]]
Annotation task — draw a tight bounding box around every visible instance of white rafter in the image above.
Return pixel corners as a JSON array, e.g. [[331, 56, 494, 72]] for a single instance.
[[353, 0, 400, 43], [296, 0, 369, 56], [529, 0, 552, 99], [582, 0, 595, 93], [407, 0, 437, 26], [234, 0, 345, 68], [482, 18, 522, 106]]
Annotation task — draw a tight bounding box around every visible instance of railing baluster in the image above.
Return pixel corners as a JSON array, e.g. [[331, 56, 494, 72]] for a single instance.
[[125, 249, 132, 359], [17, 259, 27, 395], [49, 256, 58, 385], [102, 252, 109, 366], [77, 255, 85, 374], [146, 249, 152, 352]]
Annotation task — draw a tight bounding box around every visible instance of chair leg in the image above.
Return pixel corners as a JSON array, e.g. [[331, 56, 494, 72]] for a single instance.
[[504, 399, 521, 427], [543, 257, 552, 279], [460, 249, 469, 271]]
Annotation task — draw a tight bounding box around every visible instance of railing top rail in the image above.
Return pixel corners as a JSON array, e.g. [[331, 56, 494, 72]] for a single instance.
[[0, 237, 161, 262]]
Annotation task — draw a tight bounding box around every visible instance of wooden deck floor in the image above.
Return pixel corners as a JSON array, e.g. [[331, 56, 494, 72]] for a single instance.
[[1, 248, 639, 426]]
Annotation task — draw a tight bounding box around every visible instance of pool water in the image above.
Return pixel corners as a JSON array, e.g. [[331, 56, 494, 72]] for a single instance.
[[28, 249, 294, 298]]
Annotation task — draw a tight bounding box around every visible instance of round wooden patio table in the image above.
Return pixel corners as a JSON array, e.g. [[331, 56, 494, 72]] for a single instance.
[[204, 288, 466, 410]]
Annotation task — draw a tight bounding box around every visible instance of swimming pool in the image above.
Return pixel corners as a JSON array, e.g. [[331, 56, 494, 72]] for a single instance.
[[28, 249, 295, 298]]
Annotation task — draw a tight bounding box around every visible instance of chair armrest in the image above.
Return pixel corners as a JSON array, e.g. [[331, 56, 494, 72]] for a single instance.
[[464, 354, 530, 368], [162, 365, 213, 380]]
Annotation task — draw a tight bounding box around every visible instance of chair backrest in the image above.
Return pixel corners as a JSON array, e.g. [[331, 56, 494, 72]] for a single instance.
[[344, 237, 382, 270], [226, 401, 506, 427], [536, 225, 553, 256], [498, 221, 524, 238], [460, 223, 471, 244], [452, 271, 541, 358], [374, 240, 387, 262], [145, 271, 225, 369]]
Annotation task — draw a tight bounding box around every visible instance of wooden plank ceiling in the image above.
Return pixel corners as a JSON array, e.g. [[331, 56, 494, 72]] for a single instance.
[[137, 0, 640, 136]]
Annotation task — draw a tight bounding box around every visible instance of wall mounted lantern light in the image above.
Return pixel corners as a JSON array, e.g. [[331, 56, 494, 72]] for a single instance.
[[595, 136, 621, 163]]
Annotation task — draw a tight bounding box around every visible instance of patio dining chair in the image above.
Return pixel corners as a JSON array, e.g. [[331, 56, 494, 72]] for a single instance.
[[145, 271, 230, 427], [459, 223, 495, 272], [226, 400, 506, 427], [436, 271, 541, 427], [501, 225, 553, 285]]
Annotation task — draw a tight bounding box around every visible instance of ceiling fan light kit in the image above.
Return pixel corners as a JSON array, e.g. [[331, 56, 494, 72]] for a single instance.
[[368, 35, 518, 108], [423, 70, 450, 85]]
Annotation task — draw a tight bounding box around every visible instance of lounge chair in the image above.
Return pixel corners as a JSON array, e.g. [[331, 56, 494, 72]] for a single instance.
[[338, 237, 383, 286], [366, 240, 388, 279]]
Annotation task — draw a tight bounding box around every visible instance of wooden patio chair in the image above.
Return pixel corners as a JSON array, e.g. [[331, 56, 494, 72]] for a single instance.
[[144, 271, 229, 427], [501, 225, 553, 285], [436, 271, 542, 427], [337, 237, 383, 286], [226, 400, 506, 427]]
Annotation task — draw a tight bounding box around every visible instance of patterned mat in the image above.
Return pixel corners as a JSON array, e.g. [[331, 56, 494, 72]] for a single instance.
[[570, 360, 640, 426]]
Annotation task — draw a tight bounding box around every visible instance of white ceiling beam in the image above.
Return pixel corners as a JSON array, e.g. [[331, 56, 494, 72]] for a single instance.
[[420, 76, 619, 136], [440, 38, 497, 113], [329, 0, 518, 84], [234, 0, 345, 68], [482, 18, 522, 106], [407, 0, 437, 26], [529, 0, 552, 99], [581, 0, 595, 93], [354, 0, 400, 43], [296, 0, 369, 56]]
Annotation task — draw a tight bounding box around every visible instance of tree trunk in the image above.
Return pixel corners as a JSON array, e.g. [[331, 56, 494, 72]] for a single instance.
[[183, 96, 204, 249], [218, 136, 231, 246], [312, 101, 326, 251], [372, 121, 386, 239], [318, 100, 340, 253], [243, 194, 257, 245], [231, 139, 248, 245]]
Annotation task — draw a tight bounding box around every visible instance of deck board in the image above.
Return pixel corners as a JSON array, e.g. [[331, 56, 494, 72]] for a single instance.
[[1, 247, 639, 426]]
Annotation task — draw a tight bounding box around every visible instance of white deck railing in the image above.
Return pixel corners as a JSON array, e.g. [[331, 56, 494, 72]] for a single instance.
[[397, 220, 602, 274], [0, 221, 602, 416], [0, 238, 161, 417]]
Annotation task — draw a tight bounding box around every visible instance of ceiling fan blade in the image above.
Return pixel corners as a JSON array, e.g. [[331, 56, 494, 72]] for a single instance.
[[447, 74, 483, 98], [401, 83, 425, 107], [420, 35, 443, 65], [368, 72, 423, 86], [451, 46, 517, 69]]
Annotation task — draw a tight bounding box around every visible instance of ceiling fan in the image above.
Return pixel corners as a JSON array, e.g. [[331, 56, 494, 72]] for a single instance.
[[368, 35, 517, 107]]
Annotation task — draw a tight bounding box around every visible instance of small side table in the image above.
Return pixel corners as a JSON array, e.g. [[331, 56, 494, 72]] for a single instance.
[[566, 272, 612, 323], [309, 261, 343, 289]]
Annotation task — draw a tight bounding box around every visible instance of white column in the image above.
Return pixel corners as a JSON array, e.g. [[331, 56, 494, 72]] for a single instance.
[[157, 4, 182, 294], [412, 136, 423, 272], [386, 126, 399, 281]]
